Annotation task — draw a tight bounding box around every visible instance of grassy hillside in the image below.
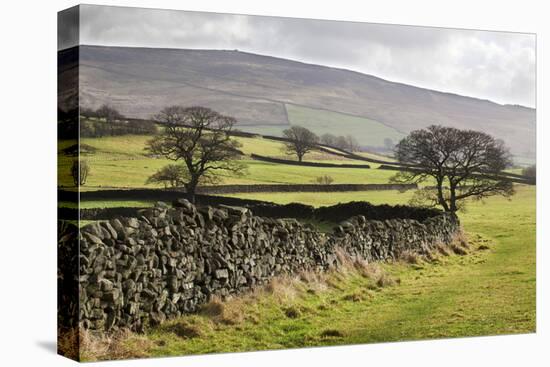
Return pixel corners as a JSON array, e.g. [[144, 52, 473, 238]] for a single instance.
[[285, 104, 405, 148], [355, 151, 397, 162], [239, 104, 405, 149], [80, 185, 535, 360], [58, 134, 397, 190]]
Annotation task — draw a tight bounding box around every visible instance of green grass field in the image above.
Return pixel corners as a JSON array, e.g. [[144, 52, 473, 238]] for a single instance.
[[59, 200, 156, 209], [225, 189, 415, 207], [236, 104, 406, 149], [58, 134, 398, 190], [285, 104, 405, 148], [355, 151, 396, 162], [80, 185, 535, 360]]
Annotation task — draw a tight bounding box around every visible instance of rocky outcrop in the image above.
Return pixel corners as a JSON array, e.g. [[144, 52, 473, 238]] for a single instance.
[[58, 199, 460, 332]]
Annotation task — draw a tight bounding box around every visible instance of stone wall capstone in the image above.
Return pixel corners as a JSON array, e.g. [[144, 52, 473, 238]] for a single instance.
[[60, 199, 460, 332]]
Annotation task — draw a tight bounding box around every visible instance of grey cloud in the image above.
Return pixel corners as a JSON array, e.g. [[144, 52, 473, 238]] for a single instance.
[[72, 4, 535, 107]]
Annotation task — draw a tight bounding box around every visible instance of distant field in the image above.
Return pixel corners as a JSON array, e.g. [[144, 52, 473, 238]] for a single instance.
[[355, 151, 396, 163], [513, 155, 536, 167], [225, 189, 415, 207], [59, 200, 156, 209], [234, 124, 288, 137], [234, 160, 394, 185], [59, 133, 522, 191], [58, 134, 398, 190], [238, 136, 374, 164], [234, 104, 406, 149], [285, 104, 405, 148]]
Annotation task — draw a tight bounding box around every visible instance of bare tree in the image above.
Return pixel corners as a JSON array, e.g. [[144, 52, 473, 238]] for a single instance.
[[392, 125, 514, 212], [145, 164, 188, 189], [70, 159, 90, 186], [95, 104, 124, 135], [334, 135, 349, 151], [282, 126, 318, 162], [320, 133, 338, 146], [95, 104, 123, 122], [320, 133, 359, 152], [345, 135, 360, 152], [145, 106, 244, 202]]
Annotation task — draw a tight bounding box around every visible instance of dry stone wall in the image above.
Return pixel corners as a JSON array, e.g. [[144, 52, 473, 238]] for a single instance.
[[59, 199, 459, 332]]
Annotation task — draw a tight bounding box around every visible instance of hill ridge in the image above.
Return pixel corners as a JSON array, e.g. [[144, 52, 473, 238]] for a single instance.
[[79, 44, 534, 110], [65, 45, 535, 162]]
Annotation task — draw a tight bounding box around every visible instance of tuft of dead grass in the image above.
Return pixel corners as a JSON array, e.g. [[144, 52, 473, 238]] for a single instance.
[[428, 230, 470, 259], [263, 270, 331, 304], [334, 247, 356, 271], [199, 295, 245, 325], [451, 244, 468, 255], [333, 247, 397, 289], [454, 230, 470, 249], [58, 328, 80, 361], [435, 243, 451, 256], [79, 328, 153, 361], [200, 296, 225, 317], [264, 276, 300, 302], [399, 250, 421, 264], [376, 272, 396, 288], [450, 230, 470, 255]]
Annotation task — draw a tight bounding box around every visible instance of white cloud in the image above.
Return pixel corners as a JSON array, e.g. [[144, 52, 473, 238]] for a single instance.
[[72, 5, 535, 107]]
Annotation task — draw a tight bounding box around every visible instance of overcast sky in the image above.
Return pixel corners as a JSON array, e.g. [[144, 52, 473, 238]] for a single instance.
[[60, 4, 536, 107]]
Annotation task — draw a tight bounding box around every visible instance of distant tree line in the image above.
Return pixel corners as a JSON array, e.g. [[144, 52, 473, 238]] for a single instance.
[[281, 127, 361, 162], [319, 133, 360, 152], [79, 105, 157, 137]]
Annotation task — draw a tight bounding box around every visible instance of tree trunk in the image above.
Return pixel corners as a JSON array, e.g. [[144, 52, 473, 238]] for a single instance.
[[186, 178, 199, 204], [449, 182, 458, 212], [436, 178, 450, 212]]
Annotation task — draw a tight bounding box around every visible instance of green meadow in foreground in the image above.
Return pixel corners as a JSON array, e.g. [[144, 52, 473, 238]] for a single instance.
[[80, 185, 535, 361]]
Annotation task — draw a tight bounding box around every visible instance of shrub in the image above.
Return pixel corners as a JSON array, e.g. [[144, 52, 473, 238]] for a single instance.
[[313, 175, 334, 185], [71, 159, 90, 186], [145, 164, 188, 188]]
